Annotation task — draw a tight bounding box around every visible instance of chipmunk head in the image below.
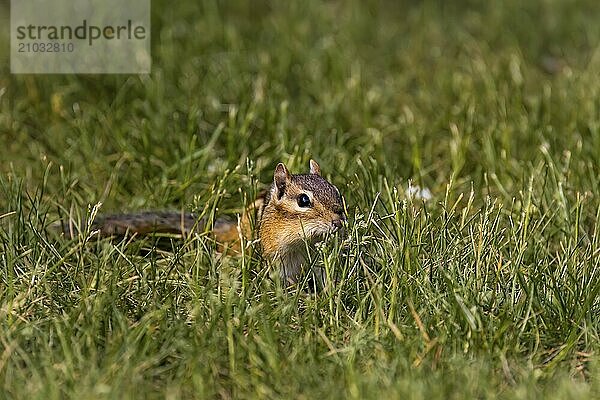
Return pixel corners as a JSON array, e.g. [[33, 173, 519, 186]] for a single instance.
[[259, 159, 345, 260]]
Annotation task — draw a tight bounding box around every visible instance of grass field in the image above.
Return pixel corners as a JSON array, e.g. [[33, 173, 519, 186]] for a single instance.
[[1, 0, 600, 398]]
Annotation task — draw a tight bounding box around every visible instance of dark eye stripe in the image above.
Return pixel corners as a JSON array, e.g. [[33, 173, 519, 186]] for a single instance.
[[297, 193, 312, 208]]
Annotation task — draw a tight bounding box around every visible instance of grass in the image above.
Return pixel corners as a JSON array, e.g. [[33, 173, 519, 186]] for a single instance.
[[1, 0, 600, 398]]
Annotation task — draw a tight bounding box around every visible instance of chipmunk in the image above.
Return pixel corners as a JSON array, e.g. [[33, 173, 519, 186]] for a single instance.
[[57, 160, 346, 287]]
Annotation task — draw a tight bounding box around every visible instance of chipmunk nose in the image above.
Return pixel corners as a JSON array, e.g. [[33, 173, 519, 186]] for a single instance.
[[332, 210, 346, 230], [332, 219, 343, 229], [331, 204, 346, 231]]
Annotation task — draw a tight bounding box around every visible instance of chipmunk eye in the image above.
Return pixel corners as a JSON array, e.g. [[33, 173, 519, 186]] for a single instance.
[[297, 193, 312, 208]]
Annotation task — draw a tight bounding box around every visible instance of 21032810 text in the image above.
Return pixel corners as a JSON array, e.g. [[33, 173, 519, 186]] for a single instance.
[[17, 42, 75, 53]]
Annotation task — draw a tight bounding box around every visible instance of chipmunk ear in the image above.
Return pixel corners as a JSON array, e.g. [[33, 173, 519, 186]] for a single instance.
[[274, 163, 291, 199], [309, 159, 321, 176]]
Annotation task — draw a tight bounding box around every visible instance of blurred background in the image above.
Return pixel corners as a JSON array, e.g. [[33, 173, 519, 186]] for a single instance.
[[0, 0, 599, 212]]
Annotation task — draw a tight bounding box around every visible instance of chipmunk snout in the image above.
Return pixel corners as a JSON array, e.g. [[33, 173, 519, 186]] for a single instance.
[[331, 209, 346, 230], [332, 219, 343, 229]]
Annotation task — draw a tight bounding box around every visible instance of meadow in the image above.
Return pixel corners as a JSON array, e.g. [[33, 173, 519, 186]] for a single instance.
[[1, 0, 599, 398]]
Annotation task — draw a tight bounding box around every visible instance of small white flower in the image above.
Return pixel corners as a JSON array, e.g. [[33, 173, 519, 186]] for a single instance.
[[406, 183, 433, 201]]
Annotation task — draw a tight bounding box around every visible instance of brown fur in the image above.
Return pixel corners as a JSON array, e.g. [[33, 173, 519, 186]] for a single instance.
[[92, 211, 201, 236]]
